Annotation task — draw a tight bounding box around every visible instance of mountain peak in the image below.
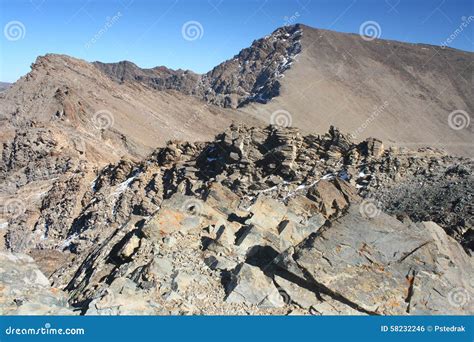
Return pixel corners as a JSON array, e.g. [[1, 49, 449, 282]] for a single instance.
[[4, 24, 473, 158], [31, 53, 88, 71], [91, 23, 303, 108]]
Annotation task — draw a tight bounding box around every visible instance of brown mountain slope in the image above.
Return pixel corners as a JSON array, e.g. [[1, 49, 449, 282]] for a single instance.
[[0, 54, 262, 167], [93, 24, 303, 108], [94, 24, 473, 157], [241, 25, 473, 157]]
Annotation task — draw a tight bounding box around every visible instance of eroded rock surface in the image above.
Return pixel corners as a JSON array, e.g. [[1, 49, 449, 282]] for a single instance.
[[0, 252, 75, 315], [94, 25, 302, 108], [1, 124, 472, 315]]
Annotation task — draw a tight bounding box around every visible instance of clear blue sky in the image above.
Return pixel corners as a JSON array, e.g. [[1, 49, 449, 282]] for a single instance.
[[0, 0, 473, 82]]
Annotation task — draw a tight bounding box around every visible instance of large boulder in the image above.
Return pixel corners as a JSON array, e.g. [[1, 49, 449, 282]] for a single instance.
[[0, 252, 75, 315], [281, 206, 474, 315], [225, 263, 284, 308]]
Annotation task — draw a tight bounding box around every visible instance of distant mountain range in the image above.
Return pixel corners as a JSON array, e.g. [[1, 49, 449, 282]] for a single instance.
[[1, 24, 472, 161]]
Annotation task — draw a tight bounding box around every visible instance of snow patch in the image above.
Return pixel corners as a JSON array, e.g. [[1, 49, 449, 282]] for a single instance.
[[61, 233, 78, 249], [113, 175, 137, 196], [321, 173, 335, 180]]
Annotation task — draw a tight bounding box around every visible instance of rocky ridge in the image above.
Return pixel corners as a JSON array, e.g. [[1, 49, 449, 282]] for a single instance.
[[94, 25, 303, 108], [1, 124, 472, 315], [91, 22, 473, 157], [0, 24, 473, 316]]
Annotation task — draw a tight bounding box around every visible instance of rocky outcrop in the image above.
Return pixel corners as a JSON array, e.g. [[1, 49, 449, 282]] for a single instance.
[[92, 61, 201, 94], [1, 124, 472, 315], [277, 206, 473, 315], [0, 252, 75, 314], [94, 25, 303, 108], [200, 24, 302, 107]]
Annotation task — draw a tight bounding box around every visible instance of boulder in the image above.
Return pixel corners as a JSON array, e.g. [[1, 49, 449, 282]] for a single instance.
[[204, 183, 241, 216], [225, 263, 284, 307], [143, 194, 213, 239], [306, 180, 350, 218], [286, 206, 474, 315], [0, 252, 75, 315], [148, 256, 174, 279], [247, 196, 288, 229], [116, 233, 141, 261], [364, 138, 384, 158], [171, 271, 195, 293]]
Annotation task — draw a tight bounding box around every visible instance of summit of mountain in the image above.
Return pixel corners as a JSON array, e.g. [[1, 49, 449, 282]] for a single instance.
[[91, 23, 473, 156], [0, 23, 473, 315]]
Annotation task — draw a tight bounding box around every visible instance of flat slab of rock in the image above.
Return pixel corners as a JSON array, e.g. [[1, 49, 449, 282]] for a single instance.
[[290, 206, 474, 315], [0, 252, 75, 315], [86, 277, 160, 315], [225, 263, 284, 308], [247, 196, 288, 229], [143, 193, 227, 239]]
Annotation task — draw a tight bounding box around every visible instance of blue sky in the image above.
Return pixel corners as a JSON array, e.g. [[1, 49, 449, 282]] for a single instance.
[[0, 0, 473, 82]]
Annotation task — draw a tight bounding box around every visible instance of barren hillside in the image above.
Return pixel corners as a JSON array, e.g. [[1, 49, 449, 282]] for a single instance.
[[0, 23, 472, 316], [91, 24, 473, 156], [241, 25, 473, 157]]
